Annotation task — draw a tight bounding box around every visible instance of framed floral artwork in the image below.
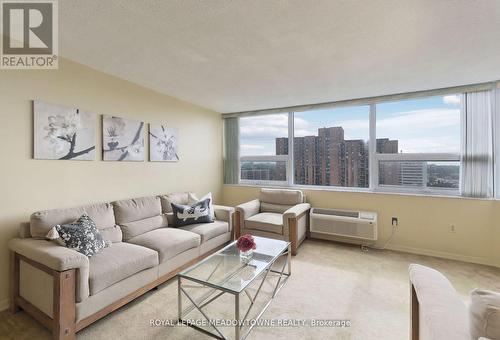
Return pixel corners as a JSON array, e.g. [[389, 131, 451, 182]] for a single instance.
[[149, 124, 179, 162], [102, 115, 144, 161], [33, 100, 96, 160]]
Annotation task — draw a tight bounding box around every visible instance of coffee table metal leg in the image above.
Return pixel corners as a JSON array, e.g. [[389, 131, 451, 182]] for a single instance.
[[287, 244, 292, 275], [178, 276, 182, 320], [235, 294, 240, 340]]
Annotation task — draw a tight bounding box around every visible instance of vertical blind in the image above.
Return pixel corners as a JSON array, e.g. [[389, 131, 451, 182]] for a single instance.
[[460, 90, 494, 198], [223, 117, 239, 184]]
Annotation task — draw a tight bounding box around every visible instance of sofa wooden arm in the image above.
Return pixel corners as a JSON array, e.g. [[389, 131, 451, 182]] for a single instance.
[[8, 238, 89, 302], [10, 251, 76, 340]]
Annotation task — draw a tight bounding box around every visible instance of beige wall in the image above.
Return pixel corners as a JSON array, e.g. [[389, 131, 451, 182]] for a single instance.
[[223, 185, 500, 267], [0, 59, 222, 309]]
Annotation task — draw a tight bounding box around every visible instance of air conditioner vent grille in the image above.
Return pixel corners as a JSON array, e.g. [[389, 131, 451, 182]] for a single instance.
[[310, 208, 377, 243], [313, 209, 359, 218]]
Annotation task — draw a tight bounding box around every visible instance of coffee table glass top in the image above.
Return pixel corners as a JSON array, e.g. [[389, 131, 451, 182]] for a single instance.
[[179, 236, 290, 294]]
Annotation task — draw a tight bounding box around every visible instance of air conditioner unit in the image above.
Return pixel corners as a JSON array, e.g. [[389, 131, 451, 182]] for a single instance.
[[310, 208, 377, 243]]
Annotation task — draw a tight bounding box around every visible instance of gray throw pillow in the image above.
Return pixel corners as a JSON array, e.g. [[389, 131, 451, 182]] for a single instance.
[[171, 198, 213, 226], [47, 214, 108, 257]]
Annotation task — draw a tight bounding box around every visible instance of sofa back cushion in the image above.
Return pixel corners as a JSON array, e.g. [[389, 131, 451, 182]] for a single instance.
[[113, 196, 162, 224], [30, 203, 121, 242], [259, 188, 304, 205], [112, 196, 165, 241], [160, 192, 191, 214], [119, 215, 168, 241]]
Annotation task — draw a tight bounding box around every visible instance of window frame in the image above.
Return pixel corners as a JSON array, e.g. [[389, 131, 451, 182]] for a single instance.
[[231, 82, 497, 196]]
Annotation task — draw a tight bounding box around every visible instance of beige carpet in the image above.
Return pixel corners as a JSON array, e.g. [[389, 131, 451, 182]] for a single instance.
[[2, 239, 500, 340]]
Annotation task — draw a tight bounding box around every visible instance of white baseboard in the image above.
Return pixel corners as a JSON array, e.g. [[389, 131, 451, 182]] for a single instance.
[[0, 298, 9, 312], [386, 244, 497, 268]]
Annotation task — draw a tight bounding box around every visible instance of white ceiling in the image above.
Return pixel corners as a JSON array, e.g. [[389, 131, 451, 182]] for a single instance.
[[60, 0, 500, 113]]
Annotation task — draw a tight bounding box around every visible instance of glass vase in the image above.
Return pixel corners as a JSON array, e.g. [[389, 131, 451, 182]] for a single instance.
[[239, 249, 253, 263]]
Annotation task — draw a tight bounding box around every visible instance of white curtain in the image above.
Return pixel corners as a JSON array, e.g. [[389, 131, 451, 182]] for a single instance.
[[460, 90, 494, 198], [223, 117, 240, 184], [495, 86, 500, 198]]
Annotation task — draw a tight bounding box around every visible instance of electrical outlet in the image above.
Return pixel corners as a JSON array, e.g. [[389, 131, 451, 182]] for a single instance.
[[392, 217, 398, 227], [450, 224, 456, 233]]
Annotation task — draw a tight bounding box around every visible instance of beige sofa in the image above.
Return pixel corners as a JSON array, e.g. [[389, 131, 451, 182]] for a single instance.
[[235, 188, 310, 255], [8, 193, 234, 340]]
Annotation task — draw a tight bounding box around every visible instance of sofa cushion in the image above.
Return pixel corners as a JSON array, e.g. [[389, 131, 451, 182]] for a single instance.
[[119, 215, 168, 241], [112, 196, 162, 224], [30, 203, 121, 242], [127, 228, 200, 263], [245, 212, 283, 235], [89, 242, 158, 295], [160, 192, 190, 214], [259, 188, 303, 205], [179, 220, 229, 243], [469, 289, 500, 340]]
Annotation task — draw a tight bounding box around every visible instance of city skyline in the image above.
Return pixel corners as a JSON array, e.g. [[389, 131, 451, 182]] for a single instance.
[[241, 125, 460, 189], [239, 94, 461, 156]]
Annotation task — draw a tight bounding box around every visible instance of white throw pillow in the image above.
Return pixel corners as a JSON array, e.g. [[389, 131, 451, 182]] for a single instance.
[[188, 192, 215, 220], [469, 289, 500, 340]]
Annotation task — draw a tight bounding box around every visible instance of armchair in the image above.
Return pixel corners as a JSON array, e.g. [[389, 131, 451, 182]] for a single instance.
[[234, 188, 310, 255]]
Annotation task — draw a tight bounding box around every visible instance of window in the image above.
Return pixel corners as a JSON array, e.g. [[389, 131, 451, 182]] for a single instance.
[[239, 114, 288, 184], [293, 106, 369, 188], [225, 85, 497, 197], [374, 95, 461, 193]]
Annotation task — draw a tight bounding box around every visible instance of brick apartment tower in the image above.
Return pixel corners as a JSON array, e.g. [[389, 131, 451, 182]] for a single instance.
[[276, 130, 399, 188]]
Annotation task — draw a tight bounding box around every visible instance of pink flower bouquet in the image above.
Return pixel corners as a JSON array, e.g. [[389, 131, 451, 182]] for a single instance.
[[237, 234, 257, 252]]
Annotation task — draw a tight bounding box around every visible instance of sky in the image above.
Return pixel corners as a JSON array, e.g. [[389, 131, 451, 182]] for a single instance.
[[240, 94, 461, 156]]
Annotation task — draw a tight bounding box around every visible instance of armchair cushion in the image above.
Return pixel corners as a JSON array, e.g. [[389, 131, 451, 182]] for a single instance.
[[245, 212, 283, 235], [260, 202, 293, 214], [259, 188, 303, 205]]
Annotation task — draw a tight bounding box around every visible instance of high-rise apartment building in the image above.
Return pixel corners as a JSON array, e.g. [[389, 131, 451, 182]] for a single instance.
[[345, 139, 368, 187], [377, 138, 400, 186], [274, 130, 400, 188]]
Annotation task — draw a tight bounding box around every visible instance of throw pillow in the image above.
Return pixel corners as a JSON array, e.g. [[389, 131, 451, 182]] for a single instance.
[[171, 198, 213, 226], [46, 214, 108, 257], [469, 289, 500, 340], [188, 192, 215, 220]]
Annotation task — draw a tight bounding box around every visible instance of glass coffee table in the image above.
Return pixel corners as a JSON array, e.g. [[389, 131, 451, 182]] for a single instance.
[[177, 236, 291, 340]]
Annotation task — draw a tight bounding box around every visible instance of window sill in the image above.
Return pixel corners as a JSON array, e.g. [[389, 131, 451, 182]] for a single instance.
[[224, 183, 494, 201]]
